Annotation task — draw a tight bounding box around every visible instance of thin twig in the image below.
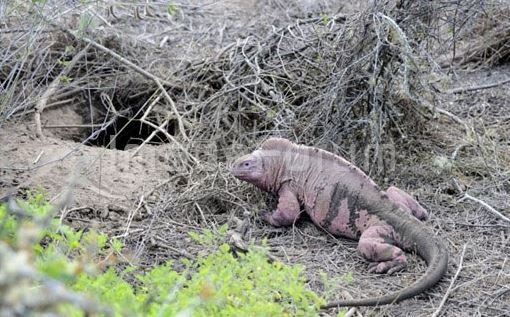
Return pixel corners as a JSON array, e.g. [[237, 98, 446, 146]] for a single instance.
[[459, 193, 510, 223], [344, 308, 359, 317], [153, 235, 194, 259], [139, 117, 198, 164], [34, 45, 90, 138], [435, 107, 471, 136], [450, 143, 468, 161], [453, 179, 510, 223], [130, 119, 169, 157], [141, 92, 164, 121], [448, 77, 510, 94], [118, 197, 143, 239], [431, 244, 467, 317], [43, 124, 104, 129], [154, 80, 189, 140], [32, 151, 44, 164]]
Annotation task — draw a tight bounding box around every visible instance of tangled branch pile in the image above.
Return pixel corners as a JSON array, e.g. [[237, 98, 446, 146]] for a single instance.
[[2, 1, 505, 153], [448, 2, 510, 67], [1, 1, 462, 169]]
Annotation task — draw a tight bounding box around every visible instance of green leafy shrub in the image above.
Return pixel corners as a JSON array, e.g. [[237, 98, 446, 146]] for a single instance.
[[1, 195, 325, 316], [70, 244, 323, 317]]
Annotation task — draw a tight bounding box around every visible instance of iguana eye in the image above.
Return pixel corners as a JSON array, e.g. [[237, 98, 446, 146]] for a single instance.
[[243, 162, 250, 167]]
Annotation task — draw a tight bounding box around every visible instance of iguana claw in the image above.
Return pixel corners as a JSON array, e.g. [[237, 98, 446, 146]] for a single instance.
[[368, 259, 407, 274]]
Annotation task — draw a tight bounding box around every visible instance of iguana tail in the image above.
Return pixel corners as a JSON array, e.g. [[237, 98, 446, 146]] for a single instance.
[[321, 211, 448, 308]]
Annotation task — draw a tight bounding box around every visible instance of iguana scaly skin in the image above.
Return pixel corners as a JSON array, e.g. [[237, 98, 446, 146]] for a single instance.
[[230, 137, 448, 307]]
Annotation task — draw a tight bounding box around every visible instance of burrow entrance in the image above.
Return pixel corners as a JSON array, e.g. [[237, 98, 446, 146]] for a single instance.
[[44, 90, 177, 150], [85, 116, 176, 150]]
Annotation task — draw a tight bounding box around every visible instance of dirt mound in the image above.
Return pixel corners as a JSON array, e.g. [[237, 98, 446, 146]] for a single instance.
[[0, 110, 174, 213]]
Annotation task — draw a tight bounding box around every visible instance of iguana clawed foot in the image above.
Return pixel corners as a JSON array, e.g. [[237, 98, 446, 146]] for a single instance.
[[357, 225, 408, 274], [367, 255, 407, 274], [260, 184, 301, 227], [259, 209, 277, 225]]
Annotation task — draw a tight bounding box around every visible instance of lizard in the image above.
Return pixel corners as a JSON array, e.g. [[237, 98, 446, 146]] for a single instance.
[[230, 137, 448, 307]]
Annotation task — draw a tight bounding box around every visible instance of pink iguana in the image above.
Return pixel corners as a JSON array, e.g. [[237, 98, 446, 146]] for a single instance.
[[230, 137, 448, 307]]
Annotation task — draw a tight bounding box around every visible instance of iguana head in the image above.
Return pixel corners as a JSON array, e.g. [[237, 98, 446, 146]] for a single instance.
[[230, 151, 265, 184]]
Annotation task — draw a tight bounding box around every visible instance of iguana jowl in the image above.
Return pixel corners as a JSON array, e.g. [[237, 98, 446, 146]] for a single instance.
[[230, 137, 448, 307]]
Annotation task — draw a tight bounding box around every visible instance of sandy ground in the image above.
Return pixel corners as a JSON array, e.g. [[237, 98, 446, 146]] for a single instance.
[[0, 106, 176, 214]]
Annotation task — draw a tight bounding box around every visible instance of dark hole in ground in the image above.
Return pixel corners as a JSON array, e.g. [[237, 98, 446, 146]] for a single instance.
[[86, 116, 175, 150]]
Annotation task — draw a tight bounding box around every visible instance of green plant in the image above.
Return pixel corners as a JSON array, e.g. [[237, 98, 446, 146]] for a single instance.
[[167, 2, 177, 15], [188, 223, 229, 246], [77, 13, 94, 35], [69, 243, 324, 316], [1, 195, 327, 316]]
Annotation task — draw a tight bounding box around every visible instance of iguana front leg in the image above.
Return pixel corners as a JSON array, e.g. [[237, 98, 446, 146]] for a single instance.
[[262, 185, 301, 227], [357, 225, 407, 274]]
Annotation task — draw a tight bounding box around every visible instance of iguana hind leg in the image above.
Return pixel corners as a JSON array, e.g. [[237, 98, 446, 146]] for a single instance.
[[357, 225, 407, 274], [386, 186, 428, 221], [261, 184, 300, 226]]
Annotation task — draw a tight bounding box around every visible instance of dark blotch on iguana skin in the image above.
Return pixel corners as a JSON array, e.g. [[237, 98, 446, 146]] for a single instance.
[[323, 182, 344, 229], [231, 138, 448, 308]]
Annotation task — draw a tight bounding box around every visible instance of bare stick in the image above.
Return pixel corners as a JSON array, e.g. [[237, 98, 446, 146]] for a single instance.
[[141, 92, 164, 121], [194, 202, 210, 228], [450, 143, 468, 161], [459, 193, 510, 223], [119, 196, 143, 239], [34, 45, 90, 138], [435, 107, 470, 136], [139, 118, 198, 164], [153, 235, 194, 259], [344, 308, 359, 317], [32, 151, 44, 164], [11, 97, 76, 118], [155, 80, 189, 140], [431, 244, 467, 317], [448, 77, 510, 94], [453, 179, 510, 223], [131, 119, 169, 157], [43, 124, 104, 129]]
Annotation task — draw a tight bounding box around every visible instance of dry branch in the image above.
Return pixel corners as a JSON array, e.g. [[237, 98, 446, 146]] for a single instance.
[[458, 193, 510, 224], [431, 244, 467, 317], [43, 124, 104, 129], [453, 179, 510, 223], [34, 45, 90, 138], [448, 77, 510, 94], [130, 119, 169, 157], [139, 117, 198, 164], [435, 107, 471, 136]]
